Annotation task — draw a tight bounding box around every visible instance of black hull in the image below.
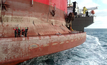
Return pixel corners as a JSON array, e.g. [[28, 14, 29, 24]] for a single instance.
[[72, 16, 94, 31]]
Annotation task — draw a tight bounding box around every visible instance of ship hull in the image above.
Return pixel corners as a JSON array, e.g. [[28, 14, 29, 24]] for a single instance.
[[0, 0, 68, 37], [0, 0, 87, 65], [0, 32, 86, 65]]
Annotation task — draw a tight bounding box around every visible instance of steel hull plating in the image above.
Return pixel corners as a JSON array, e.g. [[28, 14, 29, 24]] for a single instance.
[[0, 0, 68, 37], [0, 33, 86, 65], [0, 0, 86, 65]]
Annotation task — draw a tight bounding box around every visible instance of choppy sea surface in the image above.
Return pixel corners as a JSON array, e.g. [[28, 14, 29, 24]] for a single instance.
[[19, 29, 107, 65]]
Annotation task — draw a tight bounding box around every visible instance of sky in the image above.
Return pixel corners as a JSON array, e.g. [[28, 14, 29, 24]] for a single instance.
[[70, 0, 107, 28]]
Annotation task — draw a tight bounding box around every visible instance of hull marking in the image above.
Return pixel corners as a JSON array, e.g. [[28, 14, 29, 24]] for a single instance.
[[52, 43, 58, 45]]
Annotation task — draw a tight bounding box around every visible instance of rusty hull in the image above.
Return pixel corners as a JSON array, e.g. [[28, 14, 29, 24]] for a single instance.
[[0, 0, 69, 37], [0, 0, 86, 65], [0, 32, 86, 65]]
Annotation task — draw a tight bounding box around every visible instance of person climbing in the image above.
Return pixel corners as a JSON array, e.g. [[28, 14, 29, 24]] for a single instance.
[[18, 28, 21, 37], [13, 27, 18, 37], [22, 28, 25, 35], [25, 27, 28, 37]]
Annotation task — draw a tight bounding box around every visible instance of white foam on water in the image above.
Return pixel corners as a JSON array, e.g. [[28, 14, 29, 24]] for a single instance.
[[64, 35, 107, 65]]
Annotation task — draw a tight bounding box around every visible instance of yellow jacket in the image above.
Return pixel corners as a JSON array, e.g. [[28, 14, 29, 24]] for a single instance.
[[83, 7, 87, 14]]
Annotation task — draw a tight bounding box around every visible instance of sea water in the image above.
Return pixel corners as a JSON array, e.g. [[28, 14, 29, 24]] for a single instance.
[[19, 29, 107, 65]]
